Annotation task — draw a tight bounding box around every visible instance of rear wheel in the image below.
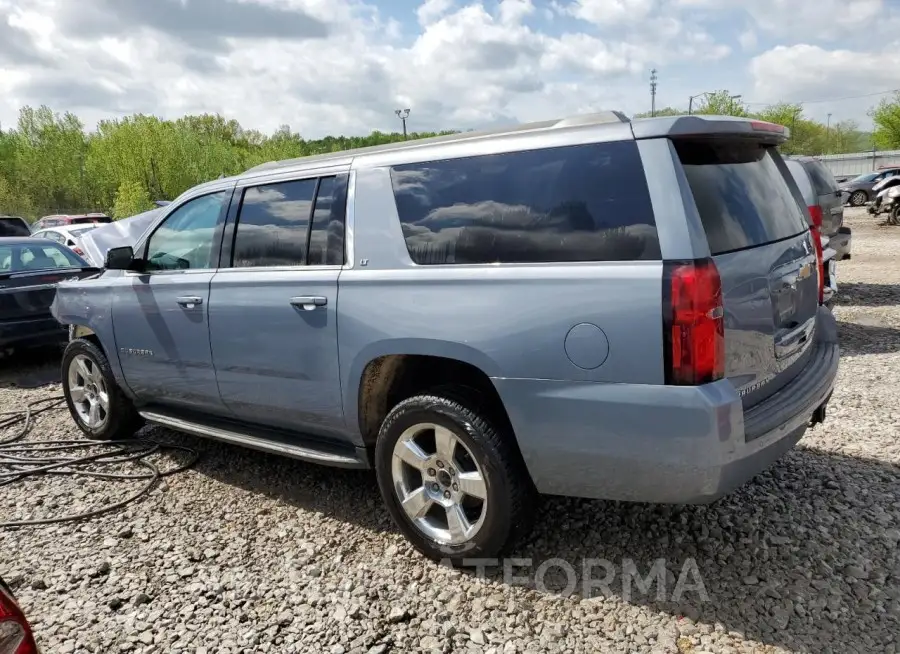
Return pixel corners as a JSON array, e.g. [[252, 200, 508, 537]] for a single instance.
[[849, 190, 868, 206], [62, 339, 142, 440], [890, 204, 900, 226], [374, 390, 536, 563]]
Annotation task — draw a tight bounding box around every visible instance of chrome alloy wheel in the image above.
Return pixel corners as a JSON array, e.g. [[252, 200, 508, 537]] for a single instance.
[[391, 422, 488, 545], [67, 354, 109, 429]]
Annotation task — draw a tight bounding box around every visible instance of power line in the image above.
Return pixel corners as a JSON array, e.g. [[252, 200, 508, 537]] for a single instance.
[[743, 88, 899, 106]]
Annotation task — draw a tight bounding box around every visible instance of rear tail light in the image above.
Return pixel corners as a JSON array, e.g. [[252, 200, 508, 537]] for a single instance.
[[0, 586, 38, 654], [663, 258, 725, 385], [750, 120, 785, 134], [72, 247, 84, 256], [807, 205, 825, 304]]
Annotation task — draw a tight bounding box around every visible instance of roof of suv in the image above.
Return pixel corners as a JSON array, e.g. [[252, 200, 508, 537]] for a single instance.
[[240, 112, 791, 178]]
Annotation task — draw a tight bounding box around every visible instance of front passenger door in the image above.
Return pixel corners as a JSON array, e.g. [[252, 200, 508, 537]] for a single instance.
[[111, 190, 232, 413]]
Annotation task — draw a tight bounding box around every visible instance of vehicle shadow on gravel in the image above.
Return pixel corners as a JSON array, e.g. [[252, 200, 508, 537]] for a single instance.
[[0, 347, 62, 388], [182, 432, 899, 654], [833, 282, 900, 307], [837, 320, 900, 355], [489, 447, 900, 654]]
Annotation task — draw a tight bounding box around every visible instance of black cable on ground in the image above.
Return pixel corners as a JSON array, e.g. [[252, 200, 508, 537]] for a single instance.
[[0, 394, 198, 527]]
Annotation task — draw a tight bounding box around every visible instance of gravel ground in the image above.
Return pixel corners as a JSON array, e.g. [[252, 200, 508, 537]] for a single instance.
[[1, 207, 899, 654]]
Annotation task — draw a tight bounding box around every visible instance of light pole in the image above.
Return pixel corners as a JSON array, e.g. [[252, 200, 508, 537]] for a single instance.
[[826, 113, 832, 154], [688, 92, 741, 115], [395, 109, 410, 139]]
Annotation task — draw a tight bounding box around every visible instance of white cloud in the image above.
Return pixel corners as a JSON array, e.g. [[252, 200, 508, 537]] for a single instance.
[[0, 0, 893, 139], [738, 28, 756, 51], [733, 0, 886, 42], [416, 0, 454, 26], [564, 0, 655, 25]]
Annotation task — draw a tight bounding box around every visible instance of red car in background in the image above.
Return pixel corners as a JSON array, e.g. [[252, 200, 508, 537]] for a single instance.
[[31, 213, 111, 232], [0, 576, 38, 652]]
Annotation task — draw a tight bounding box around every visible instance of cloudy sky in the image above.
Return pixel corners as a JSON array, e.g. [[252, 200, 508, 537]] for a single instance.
[[0, 0, 897, 138]]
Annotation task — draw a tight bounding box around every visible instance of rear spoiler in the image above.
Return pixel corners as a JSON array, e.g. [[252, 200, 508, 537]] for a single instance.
[[631, 115, 790, 144]]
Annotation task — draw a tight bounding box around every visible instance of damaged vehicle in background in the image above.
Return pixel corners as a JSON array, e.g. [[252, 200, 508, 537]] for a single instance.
[[877, 186, 900, 225], [75, 207, 165, 268], [867, 174, 900, 219]]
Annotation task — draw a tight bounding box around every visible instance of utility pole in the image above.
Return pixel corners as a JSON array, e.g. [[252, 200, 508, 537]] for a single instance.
[[826, 113, 832, 154], [649, 69, 658, 117], [395, 109, 410, 139]]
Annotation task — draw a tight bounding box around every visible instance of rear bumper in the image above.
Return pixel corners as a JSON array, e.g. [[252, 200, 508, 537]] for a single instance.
[[493, 307, 839, 504], [0, 316, 67, 349]]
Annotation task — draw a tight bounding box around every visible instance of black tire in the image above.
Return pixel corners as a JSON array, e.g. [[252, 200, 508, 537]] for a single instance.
[[849, 190, 868, 207], [890, 204, 900, 226], [374, 389, 536, 563], [61, 338, 143, 440]]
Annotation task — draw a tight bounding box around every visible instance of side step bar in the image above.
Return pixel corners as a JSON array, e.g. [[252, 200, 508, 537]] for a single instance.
[[139, 411, 368, 469]]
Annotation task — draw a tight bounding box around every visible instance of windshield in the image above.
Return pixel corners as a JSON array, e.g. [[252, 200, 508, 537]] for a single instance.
[[850, 173, 878, 183]]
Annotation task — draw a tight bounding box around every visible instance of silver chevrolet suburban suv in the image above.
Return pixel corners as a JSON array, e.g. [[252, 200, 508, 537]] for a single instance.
[[52, 112, 839, 562]]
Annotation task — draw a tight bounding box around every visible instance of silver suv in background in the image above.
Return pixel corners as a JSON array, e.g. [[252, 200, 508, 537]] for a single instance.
[[52, 113, 839, 562], [784, 156, 851, 304]]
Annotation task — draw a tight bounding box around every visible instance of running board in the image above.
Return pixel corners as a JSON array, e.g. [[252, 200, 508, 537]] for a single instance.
[[139, 411, 368, 469]]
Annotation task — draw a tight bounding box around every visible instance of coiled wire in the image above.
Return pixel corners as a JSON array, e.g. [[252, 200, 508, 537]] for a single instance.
[[0, 395, 198, 527]]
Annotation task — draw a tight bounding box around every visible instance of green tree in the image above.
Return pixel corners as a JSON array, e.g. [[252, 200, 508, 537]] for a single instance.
[[870, 93, 900, 150], [692, 90, 749, 117], [112, 180, 153, 219], [632, 107, 683, 118]]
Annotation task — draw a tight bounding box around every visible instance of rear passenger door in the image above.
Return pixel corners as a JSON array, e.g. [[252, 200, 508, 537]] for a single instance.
[[208, 171, 349, 439]]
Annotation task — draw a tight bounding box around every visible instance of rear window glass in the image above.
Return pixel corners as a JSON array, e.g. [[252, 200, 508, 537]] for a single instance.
[[0, 218, 31, 237], [389, 141, 661, 265], [675, 140, 808, 256], [803, 160, 839, 194]]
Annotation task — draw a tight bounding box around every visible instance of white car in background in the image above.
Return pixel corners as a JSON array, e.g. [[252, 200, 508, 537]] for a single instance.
[[32, 224, 101, 264]]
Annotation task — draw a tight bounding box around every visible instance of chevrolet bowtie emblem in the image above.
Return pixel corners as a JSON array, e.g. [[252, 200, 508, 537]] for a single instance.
[[797, 263, 812, 280]]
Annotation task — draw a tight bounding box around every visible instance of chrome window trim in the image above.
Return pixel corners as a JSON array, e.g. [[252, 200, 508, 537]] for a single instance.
[[343, 170, 356, 270]]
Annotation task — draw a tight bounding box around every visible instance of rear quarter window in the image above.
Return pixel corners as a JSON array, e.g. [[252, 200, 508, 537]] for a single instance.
[[388, 141, 661, 265], [803, 160, 839, 195], [675, 139, 809, 256]]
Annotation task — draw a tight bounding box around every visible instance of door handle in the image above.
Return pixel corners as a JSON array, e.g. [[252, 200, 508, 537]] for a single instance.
[[176, 296, 203, 308], [290, 296, 327, 311]]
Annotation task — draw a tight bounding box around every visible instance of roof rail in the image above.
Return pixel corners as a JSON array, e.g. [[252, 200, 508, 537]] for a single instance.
[[553, 111, 631, 128]]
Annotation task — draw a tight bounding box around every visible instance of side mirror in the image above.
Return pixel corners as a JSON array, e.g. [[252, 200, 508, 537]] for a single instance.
[[105, 246, 138, 271]]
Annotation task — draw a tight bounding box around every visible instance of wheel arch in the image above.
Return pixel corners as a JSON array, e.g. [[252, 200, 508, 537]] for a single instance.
[[347, 340, 506, 448]]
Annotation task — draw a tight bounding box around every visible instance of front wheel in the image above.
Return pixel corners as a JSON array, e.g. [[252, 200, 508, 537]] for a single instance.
[[374, 390, 536, 563], [62, 338, 143, 440], [849, 190, 868, 206]]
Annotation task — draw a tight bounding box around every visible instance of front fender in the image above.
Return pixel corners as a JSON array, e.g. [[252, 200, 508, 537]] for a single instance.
[[52, 273, 130, 392]]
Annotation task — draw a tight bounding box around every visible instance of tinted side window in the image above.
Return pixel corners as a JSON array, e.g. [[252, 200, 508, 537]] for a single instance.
[[233, 179, 316, 268], [675, 140, 808, 256], [145, 191, 227, 271], [308, 175, 348, 266], [389, 141, 660, 265], [803, 160, 839, 194]]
